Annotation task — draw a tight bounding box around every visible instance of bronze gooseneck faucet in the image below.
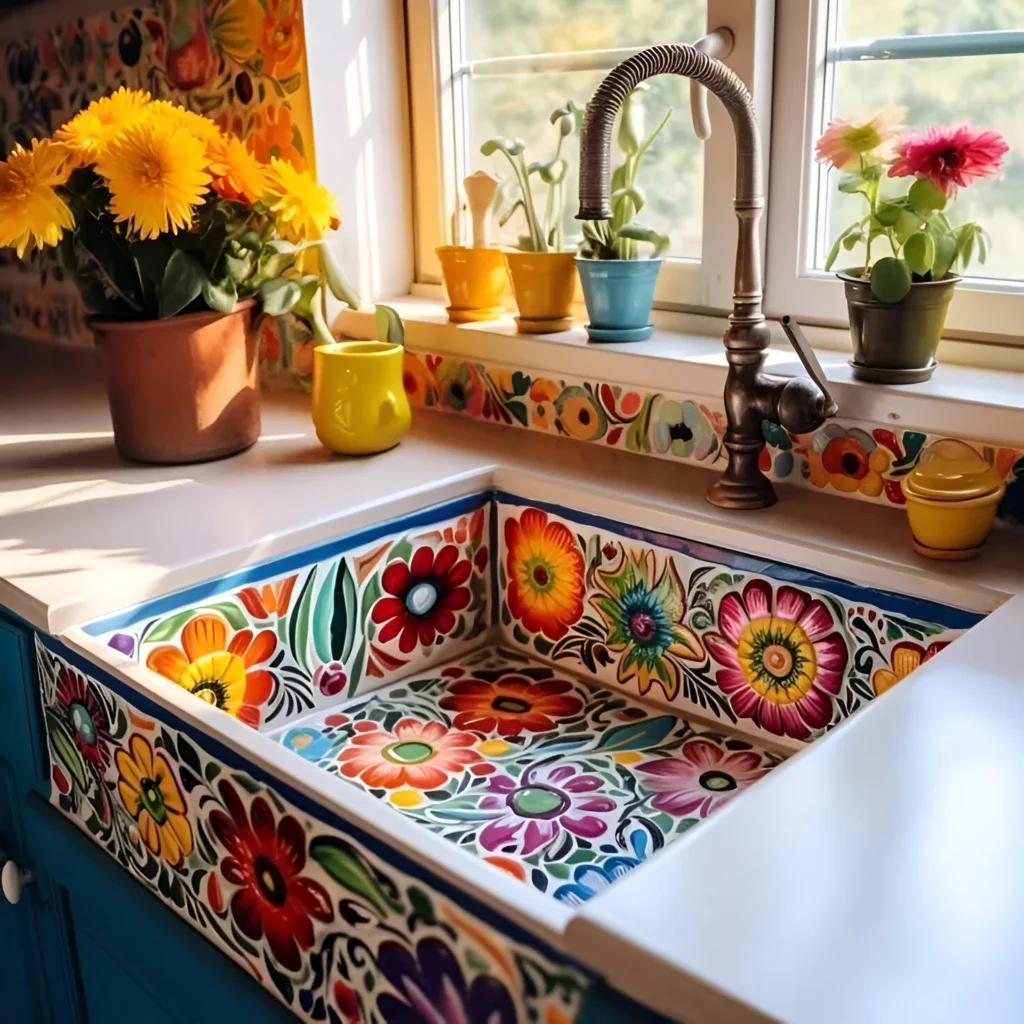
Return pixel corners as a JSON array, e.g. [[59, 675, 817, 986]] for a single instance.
[[577, 41, 838, 509]]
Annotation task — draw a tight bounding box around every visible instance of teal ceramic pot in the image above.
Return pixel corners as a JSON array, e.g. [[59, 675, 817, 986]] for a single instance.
[[576, 258, 663, 342]]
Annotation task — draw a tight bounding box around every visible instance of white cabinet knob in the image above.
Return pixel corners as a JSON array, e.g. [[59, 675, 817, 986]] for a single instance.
[[1, 860, 33, 904]]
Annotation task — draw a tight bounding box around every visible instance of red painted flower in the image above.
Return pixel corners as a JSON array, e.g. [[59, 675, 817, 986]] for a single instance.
[[209, 780, 333, 972], [440, 675, 583, 736], [371, 545, 472, 654], [55, 666, 112, 770], [888, 125, 1009, 196]]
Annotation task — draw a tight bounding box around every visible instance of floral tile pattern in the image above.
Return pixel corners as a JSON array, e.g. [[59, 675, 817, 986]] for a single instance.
[[94, 499, 491, 733], [0, 0, 317, 379], [274, 646, 785, 903], [496, 498, 981, 745], [38, 638, 587, 1023], [403, 351, 1024, 526]]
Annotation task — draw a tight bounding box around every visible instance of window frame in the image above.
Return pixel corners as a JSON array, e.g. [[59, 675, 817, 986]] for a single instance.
[[765, 0, 1024, 341], [406, 0, 775, 314]]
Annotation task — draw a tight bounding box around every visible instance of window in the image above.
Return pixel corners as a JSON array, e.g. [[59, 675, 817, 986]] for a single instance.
[[408, 0, 1023, 343], [768, 0, 1024, 338]]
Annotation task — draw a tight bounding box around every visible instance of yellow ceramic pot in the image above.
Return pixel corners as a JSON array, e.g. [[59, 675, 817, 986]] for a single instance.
[[504, 250, 577, 333], [437, 246, 508, 323], [903, 439, 1006, 559], [312, 341, 412, 455]]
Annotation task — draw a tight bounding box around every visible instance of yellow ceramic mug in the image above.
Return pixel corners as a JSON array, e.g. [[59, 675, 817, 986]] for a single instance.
[[312, 341, 412, 455]]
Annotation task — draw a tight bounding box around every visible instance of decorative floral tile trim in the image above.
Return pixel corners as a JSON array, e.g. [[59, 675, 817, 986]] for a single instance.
[[274, 646, 784, 903], [497, 500, 977, 745], [38, 639, 587, 1024], [403, 351, 1024, 525], [96, 503, 491, 733]]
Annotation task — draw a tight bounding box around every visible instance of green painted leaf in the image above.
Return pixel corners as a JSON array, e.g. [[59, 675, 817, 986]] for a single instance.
[[46, 711, 90, 792], [312, 560, 339, 664], [310, 836, 401, 916], [387, 538, 413, 564], [264, 951, 293, 1005], [870, 257, 912, 303], [595, 715, 676, 752], [510, 371, 531, 396], [532, 734, 593, 754], [141, 601, 248, 645], [288, 567, 316, 672], [407, 886, 437, 925], [533, 635, 553, 657], [177, 734, 202, 777], [336, 561, 358, 662], [506, 400, 528, 427]]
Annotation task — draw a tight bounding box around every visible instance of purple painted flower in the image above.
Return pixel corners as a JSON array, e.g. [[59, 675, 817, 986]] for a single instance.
[[478, 762, 618, 857], [107, 633, 135, 657], [638, 738, 769, 818], [377, 937, 515, 1024]]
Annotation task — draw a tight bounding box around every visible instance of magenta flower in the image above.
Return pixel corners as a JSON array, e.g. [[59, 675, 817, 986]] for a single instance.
[[638, 738, 770, 818], [888, 125, 1009, 196], [704, 579, 849, 741], [478, 762, 618, 856]]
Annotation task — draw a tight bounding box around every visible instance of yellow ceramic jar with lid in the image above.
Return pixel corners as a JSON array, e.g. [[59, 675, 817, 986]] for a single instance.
[[903, 439, 1005, 559]]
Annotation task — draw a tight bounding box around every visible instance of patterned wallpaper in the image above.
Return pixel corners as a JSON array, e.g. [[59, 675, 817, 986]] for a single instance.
[[0, 0, 315, 374]]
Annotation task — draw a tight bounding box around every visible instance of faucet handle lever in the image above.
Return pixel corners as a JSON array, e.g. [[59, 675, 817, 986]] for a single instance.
[[780, 316, 839, 418], [689, 28, 736, 140]]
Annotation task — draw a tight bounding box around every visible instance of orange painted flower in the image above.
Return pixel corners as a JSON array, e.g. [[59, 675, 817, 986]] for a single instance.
[[505, 508, 584, 641], [237, 574, 298, 620], [815, 106, 904, 171], [807, 428, 891, 498], [403, 353, 438, 406], [530, 378, 560, 431], [872, 640, 950, 695], [115, 733, 193, 865], [260, 0, 304, 79], [247, 103, 305, 170], [337, 718, 483, 790], [146, 614, 275, 727]]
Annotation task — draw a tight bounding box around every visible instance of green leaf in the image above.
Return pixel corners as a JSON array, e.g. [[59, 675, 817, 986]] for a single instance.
[[955, 223, 977, 270], [528, 158, 567, 185], [933, 233, 957, 279], [309, 836, 401, 916], [311, 560, 339, 665], [615, 221, 669, 257], [617, 87, 646, 155], [287, 567, 316, 673], [46, 711, 90, 792], [374, 304, 404, 346], [903, 232, 935, 276], [480, 137, 524, 158], [329, 560, 358, 663], [141, 601, 247, 644], [594, 715, 676, 752], [319, 242, 360, 309], [159, 250, 207, 319], [908, 177, 947, 214], [289, 275, 321, 320], [838, 173, 873, 197], [260, 278, 301, 316], [870, 256, 912, 303], [506, 400, 528, 427], [202, 276, 237, 313], [894, 209, 923, 245], [874, 202, 902, 226], [176, 734, 202, 777], [224, 252, 252, 285], [264, 951, 293, 1005]]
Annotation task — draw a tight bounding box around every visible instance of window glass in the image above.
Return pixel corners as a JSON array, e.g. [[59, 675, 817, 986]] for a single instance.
[[821, 0, 1024, 281]]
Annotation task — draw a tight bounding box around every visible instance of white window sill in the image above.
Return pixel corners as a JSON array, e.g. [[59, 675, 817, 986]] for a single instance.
[[337, 294, 1024, 447]]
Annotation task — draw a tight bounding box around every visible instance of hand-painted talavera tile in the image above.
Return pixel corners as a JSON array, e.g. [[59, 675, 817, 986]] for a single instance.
[[403, 351, 1024, 526], [273, 646, 785, 903], [496, 495, 982, 746], [37, 638, 587, 1024], [92, 498, 491, 734]]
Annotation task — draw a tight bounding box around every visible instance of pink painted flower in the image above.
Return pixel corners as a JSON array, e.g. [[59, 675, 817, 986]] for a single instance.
[[478, 763, 618, 857], [704, 579, 849, 741], [888, 125, 1009, 196], [638, 738, 770, 818], [337, 718, 482, 790], [815, 106, 904, 170]]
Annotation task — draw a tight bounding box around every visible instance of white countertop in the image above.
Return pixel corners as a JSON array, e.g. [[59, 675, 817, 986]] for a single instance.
[[5, 335, 1024, 1023]]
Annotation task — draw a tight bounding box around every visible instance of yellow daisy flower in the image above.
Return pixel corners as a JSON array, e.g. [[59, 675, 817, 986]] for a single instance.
[[96, 121, 211, 239], [55, 86, 151, 162], [264, 158, 340, 242], [0, 139, 75, 258], [144, 100, 223, 144], [207, 132, 268, 205]]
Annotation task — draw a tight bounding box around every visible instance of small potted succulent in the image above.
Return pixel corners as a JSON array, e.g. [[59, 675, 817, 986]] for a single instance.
[[577, 85, 670, 342], [0, 87, 357, 463], [816, 109, 1008, 382], [483, 102, 581, 333]]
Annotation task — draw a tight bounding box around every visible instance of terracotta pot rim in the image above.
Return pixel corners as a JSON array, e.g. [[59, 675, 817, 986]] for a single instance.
[[836, 270, 963, 289], [89, 297, 258, 332]]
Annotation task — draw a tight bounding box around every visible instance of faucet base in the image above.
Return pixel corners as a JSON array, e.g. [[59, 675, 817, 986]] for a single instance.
[[706, 471, 778, 510]]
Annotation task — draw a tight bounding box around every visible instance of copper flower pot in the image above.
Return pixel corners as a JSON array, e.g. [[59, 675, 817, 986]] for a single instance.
[[92, 301, 261, 464]]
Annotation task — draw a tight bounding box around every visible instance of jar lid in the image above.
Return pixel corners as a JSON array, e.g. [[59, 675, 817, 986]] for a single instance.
[[904, 439, 1004, 501]]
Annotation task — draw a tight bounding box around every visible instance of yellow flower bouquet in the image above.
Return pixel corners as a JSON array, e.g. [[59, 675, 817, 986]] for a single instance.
[[0, 88, 360, 463]]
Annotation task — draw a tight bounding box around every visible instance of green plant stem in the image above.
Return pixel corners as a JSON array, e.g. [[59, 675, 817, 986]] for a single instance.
[[544, 132, 564, 250], [513, 152, 545, 252]]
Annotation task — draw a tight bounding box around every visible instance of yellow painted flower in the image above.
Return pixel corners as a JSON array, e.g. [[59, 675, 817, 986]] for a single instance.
[[207, 132, 268, 205], [96, 121, 211, 239], [264, 158, 340, 243], [115, 734, 193, 865], [0, 139, 74, 258], [55, 86, 152, 162], [212, 0, 265, 61]]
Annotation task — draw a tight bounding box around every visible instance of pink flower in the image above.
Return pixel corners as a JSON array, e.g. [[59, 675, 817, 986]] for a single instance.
[[815, 106, 904, 171], [704, 579, 849, 741], [638, 738, 770, 817], [888, 125, 1009, 196]]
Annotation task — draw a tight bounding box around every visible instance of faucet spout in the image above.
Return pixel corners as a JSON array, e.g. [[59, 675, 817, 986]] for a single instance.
[[578, 43, 833, 509]]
